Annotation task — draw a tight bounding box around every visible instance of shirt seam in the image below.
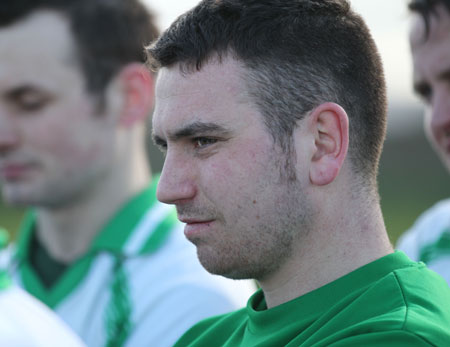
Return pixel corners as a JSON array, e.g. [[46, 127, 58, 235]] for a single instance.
[[392, 270, 437, 346]]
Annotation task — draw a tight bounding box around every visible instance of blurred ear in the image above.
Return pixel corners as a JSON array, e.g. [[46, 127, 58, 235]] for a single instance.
[[308, 102, 349, 186], [117, 63, 155, 127]]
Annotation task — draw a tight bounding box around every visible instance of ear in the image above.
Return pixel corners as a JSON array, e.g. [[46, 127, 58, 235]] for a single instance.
[[308, 102, 349, 186], [117, 63, 155, 127]]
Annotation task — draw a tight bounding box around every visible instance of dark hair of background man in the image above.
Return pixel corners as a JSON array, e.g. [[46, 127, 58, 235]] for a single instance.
[[0, 0, 159, 98]]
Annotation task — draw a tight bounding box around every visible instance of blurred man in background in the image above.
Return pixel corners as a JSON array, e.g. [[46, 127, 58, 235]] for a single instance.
[[148, 0, 450, 345], [0, 0, 253, 345], [396, 0, 450, 286]]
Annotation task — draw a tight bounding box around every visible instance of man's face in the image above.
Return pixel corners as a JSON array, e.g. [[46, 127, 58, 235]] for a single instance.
[[411, 4, 450, 171], [153, 58, 311, 281], [0, 11, 117, 207]]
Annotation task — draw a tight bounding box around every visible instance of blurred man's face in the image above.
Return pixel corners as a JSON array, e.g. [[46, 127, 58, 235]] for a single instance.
[[0, 11, 117, 207], [411, 4, 450, 171]]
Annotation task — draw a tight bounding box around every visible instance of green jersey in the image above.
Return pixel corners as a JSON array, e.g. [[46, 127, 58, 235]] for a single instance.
[[175, 251, 450, 346]]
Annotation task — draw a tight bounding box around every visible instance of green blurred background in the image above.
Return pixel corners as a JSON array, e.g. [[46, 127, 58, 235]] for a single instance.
[[1, 103, 449, 245]]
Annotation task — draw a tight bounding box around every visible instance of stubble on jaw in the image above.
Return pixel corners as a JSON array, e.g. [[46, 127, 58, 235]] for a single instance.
[[190, 149, 313, 282]]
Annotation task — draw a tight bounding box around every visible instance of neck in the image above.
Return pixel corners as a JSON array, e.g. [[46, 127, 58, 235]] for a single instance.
[[35, 142, 151, 263], [258, 188, 393, 309]]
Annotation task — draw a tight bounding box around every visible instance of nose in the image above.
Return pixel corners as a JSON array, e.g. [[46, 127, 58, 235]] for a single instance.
[[156, 150, 197, 205], [0, 114, 20, 155]]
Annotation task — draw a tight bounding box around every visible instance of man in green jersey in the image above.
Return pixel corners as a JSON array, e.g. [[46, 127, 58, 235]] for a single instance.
[[149, 0, 450, 345], [0, 0, 254, 346]]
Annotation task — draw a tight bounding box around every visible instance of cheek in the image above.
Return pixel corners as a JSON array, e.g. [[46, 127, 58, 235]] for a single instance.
[[202, 142, 273, 212], [211, 142, 268, 182], [25, 116, 108, 167]]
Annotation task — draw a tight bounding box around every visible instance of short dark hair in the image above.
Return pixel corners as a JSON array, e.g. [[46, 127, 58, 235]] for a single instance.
[[409, 0, 450, 37], [147, 0, 387, 186], [0, 0, 159, 95]]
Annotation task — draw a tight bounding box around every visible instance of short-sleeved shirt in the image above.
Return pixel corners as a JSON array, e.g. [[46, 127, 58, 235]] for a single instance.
[[175, 251, 450, 346], [7, 178, 255, 346], [396, 198, 450, 285]]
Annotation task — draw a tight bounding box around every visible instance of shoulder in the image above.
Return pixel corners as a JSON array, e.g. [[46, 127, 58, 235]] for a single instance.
[[396, 198, 450, 258], [379, 263, 450, 344], [0, 286, 85, 346], [174, 306, 248, 347], [323, 260, 450, 346]]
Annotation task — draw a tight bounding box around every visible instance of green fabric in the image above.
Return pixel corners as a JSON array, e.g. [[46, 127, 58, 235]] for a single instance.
[[0, 227, 11, 291], [175, 251, 450, 347], [419, 227, 450, 264], [29, 233, 68, 288], [15, 210, 101, 308], [139, 208, 178, 254], [0, 227, 9, 249], [90, 179, 158, 253], [0, 270, 11, 291], [14, 178, 165, 308], [105, 257, 133, 347]]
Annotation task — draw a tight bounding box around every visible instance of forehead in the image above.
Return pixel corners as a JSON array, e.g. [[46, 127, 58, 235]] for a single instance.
[[410, 5, 450, 76], [153, 58, 253, 131], [0, 10, 80, 90]]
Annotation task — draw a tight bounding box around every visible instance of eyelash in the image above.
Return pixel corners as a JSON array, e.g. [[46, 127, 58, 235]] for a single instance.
[[193, 137, 218, 149]]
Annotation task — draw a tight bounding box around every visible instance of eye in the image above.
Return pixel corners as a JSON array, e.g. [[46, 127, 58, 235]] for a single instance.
[[19, 98, 48, 112], [8, 87, 51, 113], [152, 136, 168, 153], [415, 83, 432, 103], [193, 137, 217, 149]]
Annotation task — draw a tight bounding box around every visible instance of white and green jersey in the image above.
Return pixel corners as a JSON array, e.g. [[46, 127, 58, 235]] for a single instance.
[[7, 178, 254, 347], [0, 268, 85, 346], [396, 198, 450, 286]]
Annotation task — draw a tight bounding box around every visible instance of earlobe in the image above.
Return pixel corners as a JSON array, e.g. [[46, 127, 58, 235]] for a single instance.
[[118, 63, 155, 127], [309, 102, 349, 186]]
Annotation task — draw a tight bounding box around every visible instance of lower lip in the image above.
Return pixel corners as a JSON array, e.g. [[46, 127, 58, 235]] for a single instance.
[[184, 221, 214, 238]]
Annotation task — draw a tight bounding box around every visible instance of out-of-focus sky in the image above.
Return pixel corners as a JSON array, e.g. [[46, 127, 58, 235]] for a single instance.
[[145, 0, 419, 108]]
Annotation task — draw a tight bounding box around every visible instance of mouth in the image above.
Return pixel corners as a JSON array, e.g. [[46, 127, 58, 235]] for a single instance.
[[0, 163, 33, 180], [179, 218, 215, 239]]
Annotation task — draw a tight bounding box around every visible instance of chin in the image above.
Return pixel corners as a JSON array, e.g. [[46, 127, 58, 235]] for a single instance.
[[197, 254, 256, 280]]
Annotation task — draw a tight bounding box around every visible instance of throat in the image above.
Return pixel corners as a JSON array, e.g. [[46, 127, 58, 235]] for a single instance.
[[30, 232, 69, 289]]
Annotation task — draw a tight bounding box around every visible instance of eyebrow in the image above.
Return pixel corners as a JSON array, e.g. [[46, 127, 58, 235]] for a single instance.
[[152, 121, 231, 146]]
